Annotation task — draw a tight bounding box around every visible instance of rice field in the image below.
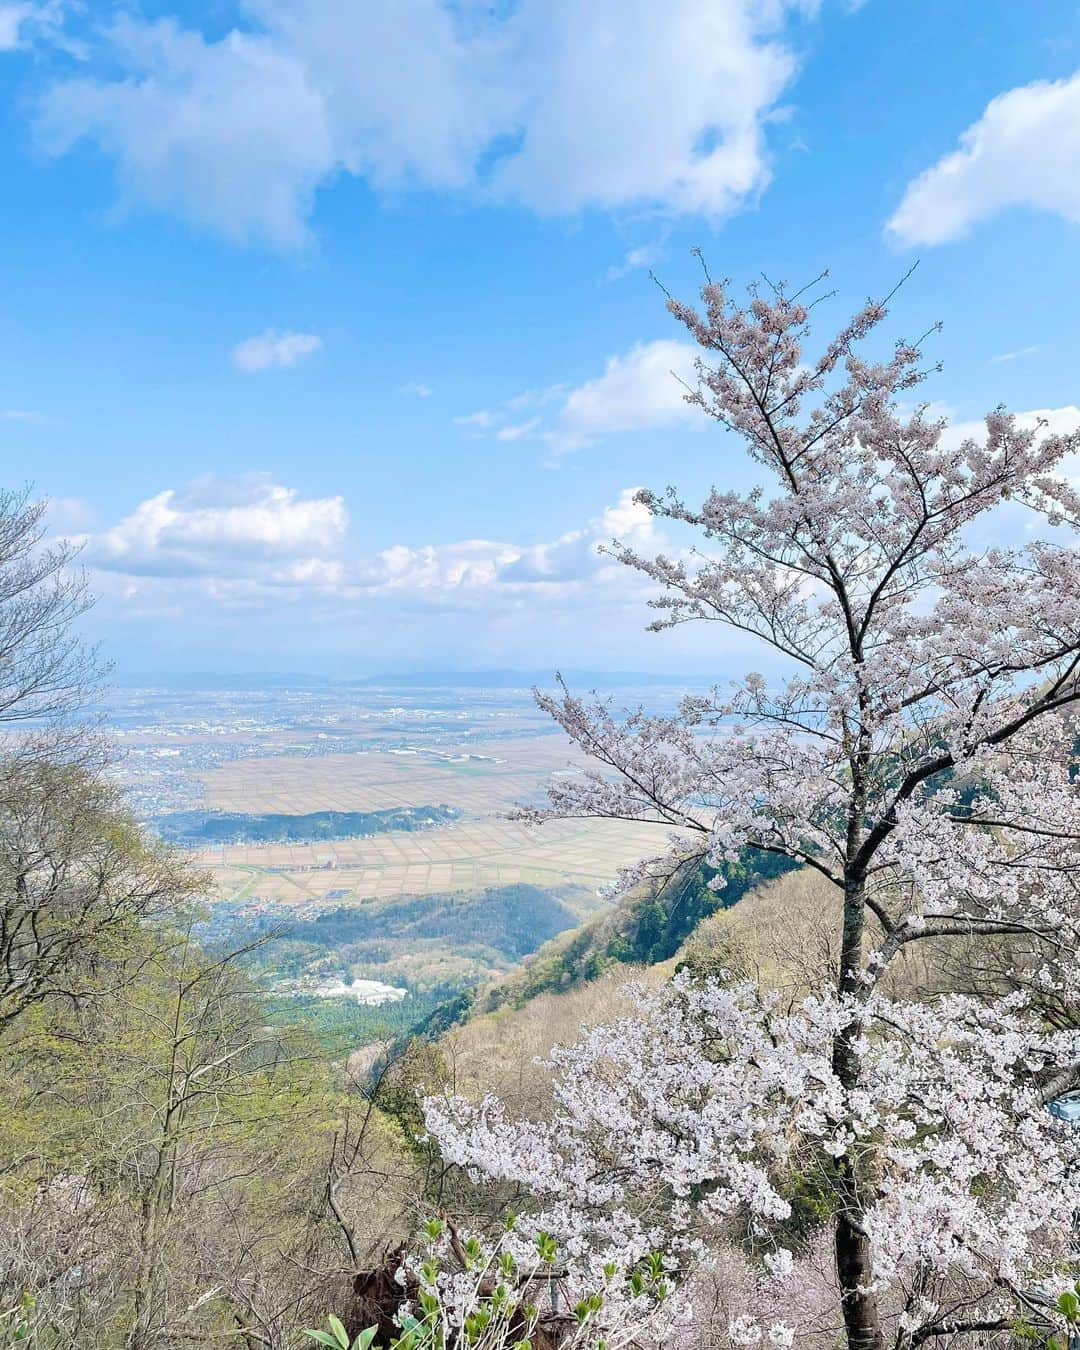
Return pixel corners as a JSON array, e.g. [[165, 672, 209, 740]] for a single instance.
[[193, 734, 671, 905]]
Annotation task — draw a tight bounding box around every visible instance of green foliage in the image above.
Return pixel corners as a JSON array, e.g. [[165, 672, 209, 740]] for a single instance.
[[0, 918, 343, 1345], [155, 805, 459, 846], [1009, 1283, 1080, 1348], [0, 757, 201, 1031], [481, 851, 797, 1012], [774, 1162, 838, 1242], [306, 1315, 379, 1350], [203, 883, 588, 1051], [243, 884, 582, 965], [263, 987, 460, 1054], [208, 884, 585, 1046], [374, 1039, 451, 1153], [0, 1294, 35, 1346], [1049, 1284, 1080, 1348]]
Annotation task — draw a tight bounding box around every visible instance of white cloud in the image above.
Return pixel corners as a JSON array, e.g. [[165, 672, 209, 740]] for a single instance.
[[80, 474, 348, 577], [231, 329, 322, 372], [361, 539, 516, 596], [47, 495, 95, 534], [0, 3, 31, 49], [485, 0, 800, 218], [34, 0, 818, 247], [1, 408, 48, 423], [607, 236, 668, 281], [990, 345, 1039, 365], [350, 488, 660, 600], [453, 339, 704, 453], [496, 419, 540, 442], [37, 18, 336, 249], [83, 484, 685, 669], [547, 339, 702, 452], [887, 71, 1080, 247], [939, 405, 1080, 452], [498, 488, 658, 583], [0, 2, 78, 54], [399, 381, 433, 398], [454, 410, 496, 430]]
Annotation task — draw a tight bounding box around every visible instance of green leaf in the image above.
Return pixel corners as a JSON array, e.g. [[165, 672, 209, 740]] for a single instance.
[[304, 1333, 343, 1348], [328, 1314, 351, 1350], [1057, 1291, 1080, 1321], [355, 1327, 379, 1350]]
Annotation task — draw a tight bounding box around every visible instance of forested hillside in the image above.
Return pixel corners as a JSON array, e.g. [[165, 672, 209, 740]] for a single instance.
[[475, 851, 796, 1013], [228, 883, 593, 1048]]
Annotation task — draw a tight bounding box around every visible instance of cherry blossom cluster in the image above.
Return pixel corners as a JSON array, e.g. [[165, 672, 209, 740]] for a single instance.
[[426, 974, 1080, 1347], [388, 1217, 678, 1350]]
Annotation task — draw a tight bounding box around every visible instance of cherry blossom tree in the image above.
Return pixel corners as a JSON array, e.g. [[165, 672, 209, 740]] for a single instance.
[[427, 271, 1080, 1350]]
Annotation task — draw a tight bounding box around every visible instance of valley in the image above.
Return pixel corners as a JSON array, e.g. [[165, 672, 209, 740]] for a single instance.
[[106, 676, 685, 1044]]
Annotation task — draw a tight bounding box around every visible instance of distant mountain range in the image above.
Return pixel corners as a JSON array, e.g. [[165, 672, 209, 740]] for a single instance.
[[113, 668, 698, 691]]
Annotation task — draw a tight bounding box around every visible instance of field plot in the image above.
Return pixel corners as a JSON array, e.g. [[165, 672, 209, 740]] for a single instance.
[[200, 735, 590, 815], [194, 816, 669, 904], [195, 734, 672, 905]]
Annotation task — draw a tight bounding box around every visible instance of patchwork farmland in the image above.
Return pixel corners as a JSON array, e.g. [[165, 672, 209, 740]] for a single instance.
[[192, 734, 670, 906]]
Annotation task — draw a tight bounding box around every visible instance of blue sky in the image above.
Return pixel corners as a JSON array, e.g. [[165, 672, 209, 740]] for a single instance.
[[2, 0, 1080, 677]]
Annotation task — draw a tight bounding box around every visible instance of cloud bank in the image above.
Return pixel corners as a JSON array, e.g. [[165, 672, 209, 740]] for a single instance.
[[70, 475, 660, 617], [34, 0, 818, 247]]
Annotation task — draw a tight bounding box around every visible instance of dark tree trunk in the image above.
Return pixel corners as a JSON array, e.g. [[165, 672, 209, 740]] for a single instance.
[[832, 875, 885, 1350], [835, 1201, 884, 1350]]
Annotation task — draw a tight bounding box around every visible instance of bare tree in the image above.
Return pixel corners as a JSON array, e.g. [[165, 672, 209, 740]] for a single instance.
[[0, 485, 102, 731], [0, 760, 201, 1029]]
